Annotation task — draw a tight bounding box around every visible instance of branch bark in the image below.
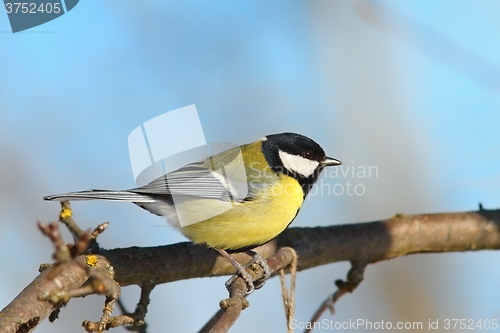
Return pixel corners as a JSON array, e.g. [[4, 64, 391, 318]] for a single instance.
[[1, 208, 499, 332]]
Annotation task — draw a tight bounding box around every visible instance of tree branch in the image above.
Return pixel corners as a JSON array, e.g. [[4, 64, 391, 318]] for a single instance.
[[1, 208, 499, 332]]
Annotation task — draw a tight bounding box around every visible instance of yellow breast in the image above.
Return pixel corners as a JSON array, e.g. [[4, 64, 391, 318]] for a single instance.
[[181, 174, 304, 250]]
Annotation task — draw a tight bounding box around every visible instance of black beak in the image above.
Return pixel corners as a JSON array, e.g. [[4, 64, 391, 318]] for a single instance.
[[322, 157, 342, 166]]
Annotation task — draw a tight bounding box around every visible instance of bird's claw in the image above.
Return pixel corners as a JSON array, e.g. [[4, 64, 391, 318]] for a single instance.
[[225, 251, 270, 295], [225, 269, 255, 294]]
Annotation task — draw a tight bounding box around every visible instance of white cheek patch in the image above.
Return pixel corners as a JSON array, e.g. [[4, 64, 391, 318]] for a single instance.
[[279, 150, 319, 177]]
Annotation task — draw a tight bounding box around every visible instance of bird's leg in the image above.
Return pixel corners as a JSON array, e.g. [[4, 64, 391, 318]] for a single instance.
[[217, 249, 255, 294], [217, 249, 271, 295]]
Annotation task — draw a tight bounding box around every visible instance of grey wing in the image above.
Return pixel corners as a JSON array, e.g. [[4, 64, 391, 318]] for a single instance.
[[129, 160, 237, 201], [131, 147, 265, 202]]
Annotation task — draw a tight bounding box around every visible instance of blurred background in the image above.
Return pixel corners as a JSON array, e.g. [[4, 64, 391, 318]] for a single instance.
[[1, 0, 500, 332]]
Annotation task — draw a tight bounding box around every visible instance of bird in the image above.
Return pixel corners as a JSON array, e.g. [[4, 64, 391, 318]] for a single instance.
[[44, 132, 341, 294]]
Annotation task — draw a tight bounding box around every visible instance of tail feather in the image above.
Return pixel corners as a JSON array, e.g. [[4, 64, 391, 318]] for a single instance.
[[43, 189, 156, 203]]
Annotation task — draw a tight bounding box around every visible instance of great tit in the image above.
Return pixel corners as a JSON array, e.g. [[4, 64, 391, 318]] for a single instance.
[[44, 132, 341, 293]]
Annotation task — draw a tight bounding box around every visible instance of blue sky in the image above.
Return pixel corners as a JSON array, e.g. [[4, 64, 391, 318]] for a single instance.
[[1, 1, 499, 332]]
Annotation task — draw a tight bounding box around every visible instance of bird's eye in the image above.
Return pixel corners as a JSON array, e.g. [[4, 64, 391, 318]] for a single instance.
[[302, 151, 313, 159]]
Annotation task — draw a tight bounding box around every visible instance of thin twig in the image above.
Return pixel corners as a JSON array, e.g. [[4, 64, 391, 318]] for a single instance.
[[83, 283, 154, 332], [305, 262, 366, 333], [58, 201, 86, 241]]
